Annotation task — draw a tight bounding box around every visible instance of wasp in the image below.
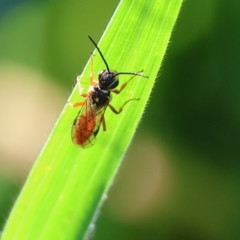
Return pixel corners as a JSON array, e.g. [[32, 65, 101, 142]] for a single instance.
[[69, 36, 148, 148]]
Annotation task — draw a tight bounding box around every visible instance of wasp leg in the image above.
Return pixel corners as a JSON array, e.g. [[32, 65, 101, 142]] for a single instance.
[[67, 89, 88, 107], [90, 52, 98, 86], [101, 115, 106, 131], [76, 75, 89, 97], [112, 70, 144, 94], [75, 53, 97, 96], [108, 98, 139, 114], [67, 101, 85, 108]]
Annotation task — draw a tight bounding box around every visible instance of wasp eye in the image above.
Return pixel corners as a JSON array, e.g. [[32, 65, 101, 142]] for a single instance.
[[98, 70, 105, 81], [99, 70, 119, 90]]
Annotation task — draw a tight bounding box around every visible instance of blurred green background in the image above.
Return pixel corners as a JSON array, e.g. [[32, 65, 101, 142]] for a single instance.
[[0, 0, 240, 239]]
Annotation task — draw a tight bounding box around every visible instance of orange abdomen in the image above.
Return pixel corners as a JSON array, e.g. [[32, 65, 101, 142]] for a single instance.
[[72, 113, 96, 147]]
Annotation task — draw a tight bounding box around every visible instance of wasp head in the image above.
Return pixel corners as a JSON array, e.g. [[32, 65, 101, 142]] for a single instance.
[[98, 70, 119, 90]]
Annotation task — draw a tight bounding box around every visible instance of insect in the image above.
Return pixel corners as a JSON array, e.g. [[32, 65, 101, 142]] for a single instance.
[[70, 36, 148, 148]]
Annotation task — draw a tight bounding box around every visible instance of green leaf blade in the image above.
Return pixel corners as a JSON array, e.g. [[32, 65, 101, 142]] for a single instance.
[[2, 0, 182, 239]]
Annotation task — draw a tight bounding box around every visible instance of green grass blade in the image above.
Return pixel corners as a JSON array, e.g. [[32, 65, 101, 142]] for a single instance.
[[2, 0, 182, 239]]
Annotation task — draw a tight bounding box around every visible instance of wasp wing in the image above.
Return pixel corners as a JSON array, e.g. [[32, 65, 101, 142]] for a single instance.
[[71, 98, 108, 148]]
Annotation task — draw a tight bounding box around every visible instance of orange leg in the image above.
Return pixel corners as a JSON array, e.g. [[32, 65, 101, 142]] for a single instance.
[[108, 98, 139, 114], [90, 53, 98, 86], [112, 70, 144, 94], [67, 101, 85, 108], [67, 89, 88, 107], [75, 75, 84, 96], [101, 115, 106, 131], [75, 53, 98, 97]]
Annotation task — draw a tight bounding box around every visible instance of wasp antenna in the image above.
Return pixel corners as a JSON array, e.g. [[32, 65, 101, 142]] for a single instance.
[[88, 36, 110, 72], [114, 72, 148, 78]]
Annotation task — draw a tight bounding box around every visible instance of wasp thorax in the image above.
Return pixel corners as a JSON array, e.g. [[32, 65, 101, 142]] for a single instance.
[[98, 70, 119, 90]]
